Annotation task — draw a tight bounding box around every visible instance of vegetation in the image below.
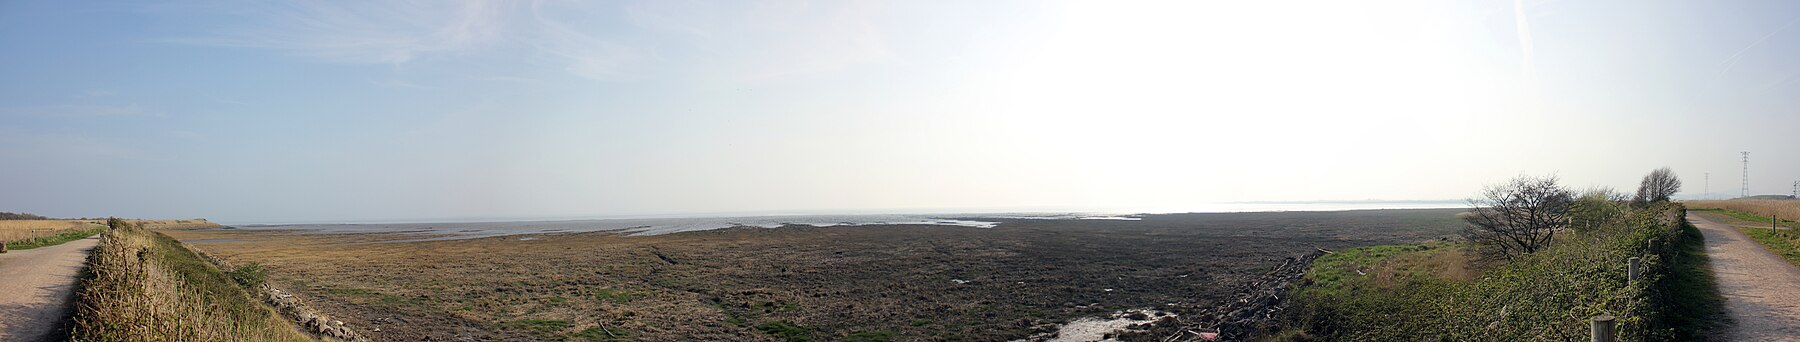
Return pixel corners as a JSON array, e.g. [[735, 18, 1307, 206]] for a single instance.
[[1283, 169, 1721, 341], [755, 320, 814, 341], [4, 225, 103, 250], [1695, 207, 1800, 269], [1287, 202, 1698, 340], [0, 211, 50, 220], [227, 262, 269, 288], [0, 219, 106, 249], [1461, 175, 1573, 261], [1687, 200, 1800, 224], [68, 221, 311, 341], [1633, 167, 1682, 207]]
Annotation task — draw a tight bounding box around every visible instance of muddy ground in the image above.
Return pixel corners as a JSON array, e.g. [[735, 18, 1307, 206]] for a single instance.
[[164, 209, 1463, 341]]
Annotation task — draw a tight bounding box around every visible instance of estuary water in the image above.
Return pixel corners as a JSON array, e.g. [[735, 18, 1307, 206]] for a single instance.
[[226, 201, 1462, 241]]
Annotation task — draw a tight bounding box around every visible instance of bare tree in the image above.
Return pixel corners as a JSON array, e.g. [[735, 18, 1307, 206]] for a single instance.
[[1463, 175, 1574, 261], [1633, 167, 1681, 206]]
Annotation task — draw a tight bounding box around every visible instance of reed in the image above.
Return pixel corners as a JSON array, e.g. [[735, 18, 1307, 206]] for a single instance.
[[1685, 200, 1800, 222], [0, 220, 105, 250]]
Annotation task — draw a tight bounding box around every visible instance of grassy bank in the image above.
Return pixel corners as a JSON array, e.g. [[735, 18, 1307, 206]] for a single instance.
[[1282, 203, 1720, 340], [69, 220, 312, 342]]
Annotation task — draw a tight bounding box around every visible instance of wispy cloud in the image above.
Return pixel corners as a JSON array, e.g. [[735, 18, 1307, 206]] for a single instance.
[[155, 0, 893, 82], [0, 127, 145, 160], [530, 1, 647, 81], [1716, 15, 1800, 80], [161, 1, 510, 64], [618, 0, 894, 82], [0, 104, 161, 119], [369, 78, 435, 89], [76, 89, 115, 99], [1514, 0, 1536, 79]]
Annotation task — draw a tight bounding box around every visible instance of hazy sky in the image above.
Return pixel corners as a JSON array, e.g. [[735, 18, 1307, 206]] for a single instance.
[[3, 0, 1799, 223]]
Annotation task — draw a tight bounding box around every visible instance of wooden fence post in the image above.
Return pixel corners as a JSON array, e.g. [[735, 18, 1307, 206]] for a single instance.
[[1628, 257, 1641, 283], [1591, 315, 1616, 342]]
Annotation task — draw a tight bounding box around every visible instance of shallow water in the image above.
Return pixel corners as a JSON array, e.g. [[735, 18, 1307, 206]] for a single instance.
[[229, 201, 1463, 242], [230, 213, 1046, 241]]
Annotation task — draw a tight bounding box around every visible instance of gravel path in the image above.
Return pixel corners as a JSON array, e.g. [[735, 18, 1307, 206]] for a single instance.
[[0, 236, 98, 342], [1691, 213, 1800, 341]]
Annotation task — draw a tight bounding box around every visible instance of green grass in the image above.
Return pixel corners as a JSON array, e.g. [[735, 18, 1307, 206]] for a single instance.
[[6, 226, 103, 250], [570, 326, 631, 341], [1651, 221, 1726, 340], [1738, 227, 1800, 266], [755, 320, 813, 342], [846, 330, 896, 342], [1304, 244, 1430, 294], [143, 230, 276, 323], [1284, 203, 1696, 340]]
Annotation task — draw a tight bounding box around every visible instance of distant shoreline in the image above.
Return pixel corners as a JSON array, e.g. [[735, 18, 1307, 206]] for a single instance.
[[223, 201, 1467, 226]]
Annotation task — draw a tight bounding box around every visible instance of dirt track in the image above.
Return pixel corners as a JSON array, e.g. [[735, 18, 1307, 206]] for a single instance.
[[0, 236, 98, 342], [1690, 213, 1800, 341]]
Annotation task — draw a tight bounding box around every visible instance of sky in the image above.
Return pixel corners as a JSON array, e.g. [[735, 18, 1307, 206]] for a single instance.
[[3, 0, 1800, 223]]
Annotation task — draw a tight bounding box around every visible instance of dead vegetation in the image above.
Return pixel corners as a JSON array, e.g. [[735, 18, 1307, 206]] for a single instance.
[[1686, 200, 1800, 222], [68, 220, 313, 342]]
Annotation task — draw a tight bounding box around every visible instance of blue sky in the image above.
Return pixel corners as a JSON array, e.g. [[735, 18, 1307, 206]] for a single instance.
[[3, 0, 1799, 223]]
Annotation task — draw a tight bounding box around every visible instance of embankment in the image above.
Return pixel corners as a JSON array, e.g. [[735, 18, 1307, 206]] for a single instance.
[[1277, 203, 1722, 340], [67, 220, 316, 341]]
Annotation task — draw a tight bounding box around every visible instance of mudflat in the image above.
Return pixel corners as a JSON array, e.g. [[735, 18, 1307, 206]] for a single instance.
[[165, 209, 1462, 341]]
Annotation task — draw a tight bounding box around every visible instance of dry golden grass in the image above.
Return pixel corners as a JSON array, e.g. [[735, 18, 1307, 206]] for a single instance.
[[0, 219, 217, 245], [0, 220, 104, 244], [1686, 200, 1800, 221], [69, 221, 312, 342]]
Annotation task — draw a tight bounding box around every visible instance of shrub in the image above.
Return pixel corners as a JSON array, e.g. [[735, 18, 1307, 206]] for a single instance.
[[1290, 203, 1691, 340], [227, 262, 268, 288]]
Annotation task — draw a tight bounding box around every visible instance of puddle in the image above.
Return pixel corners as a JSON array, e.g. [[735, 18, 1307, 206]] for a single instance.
[[1025, 309, 1170, 342]]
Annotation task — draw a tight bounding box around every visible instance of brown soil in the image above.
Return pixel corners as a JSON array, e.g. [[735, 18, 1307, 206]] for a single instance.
[[163, 209, 1462, 341]]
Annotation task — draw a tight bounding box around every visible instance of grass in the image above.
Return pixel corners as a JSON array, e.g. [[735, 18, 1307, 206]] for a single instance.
[[1687, 200, 1800, 224], [1, 219, 218, 251], [5, 226, 104, 250], [1652, 220, 1727, 340], [846, 330, 896, 342], [756, 320, 813, 342], [68, 220, 311, 341], [1693, 208, 1800, 268], [1733, 221, 1800, 267], [570, 326, 631, 341], [591, 287, 641, 303], [1284, 203, 1705, 340], [503, 319, 572, 335]]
